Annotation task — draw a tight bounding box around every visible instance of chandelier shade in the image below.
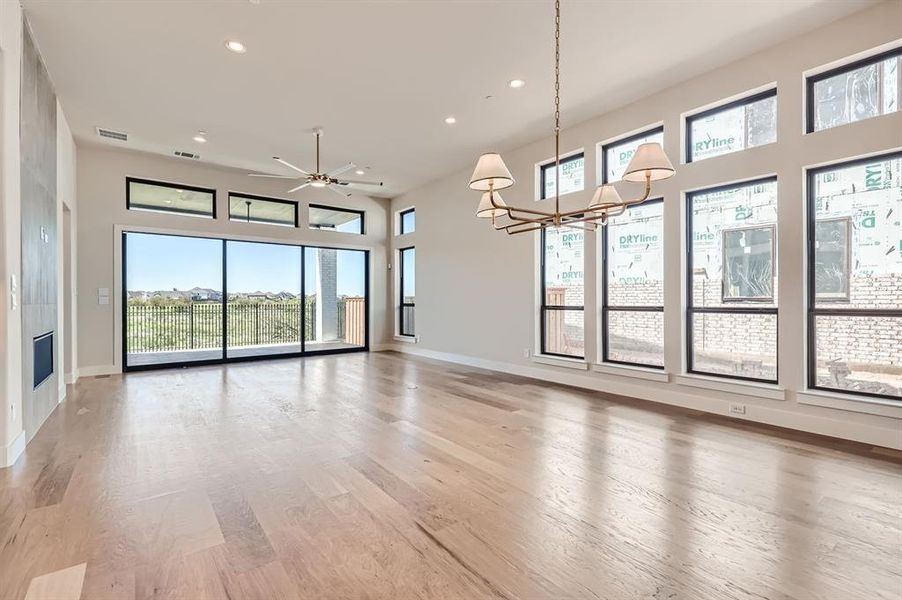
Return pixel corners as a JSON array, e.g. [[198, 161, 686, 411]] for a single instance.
[[588, 184, 623, 210], [622, 142, 675, 183], [476, 191, 508, 218], [468, 153, 514, 191]]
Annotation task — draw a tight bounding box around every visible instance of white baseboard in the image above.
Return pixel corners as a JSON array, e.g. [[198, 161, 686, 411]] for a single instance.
[[388, 344, 902, 450], [64, 370, 79, 385], [78, 364, 118, 377], [1, 431, 26, 469]]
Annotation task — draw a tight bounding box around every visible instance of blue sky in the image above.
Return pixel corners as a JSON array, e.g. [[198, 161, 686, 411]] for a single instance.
[[126, 233, 365, 296]]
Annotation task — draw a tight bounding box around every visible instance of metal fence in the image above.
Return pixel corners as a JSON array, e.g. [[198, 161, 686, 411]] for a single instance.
[[126, 297, 365, 353]]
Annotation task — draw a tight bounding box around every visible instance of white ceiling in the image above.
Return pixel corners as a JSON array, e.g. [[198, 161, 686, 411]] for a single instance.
[[24, 0, 874, 198]]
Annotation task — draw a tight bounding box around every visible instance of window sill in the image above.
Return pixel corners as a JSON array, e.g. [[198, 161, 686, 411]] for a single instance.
[[394, 335, 418, 344], [592, 362, 670, 383], [675, 373, 786, 401], [797, 389, 902, 420], [532, 354, 588, 370]]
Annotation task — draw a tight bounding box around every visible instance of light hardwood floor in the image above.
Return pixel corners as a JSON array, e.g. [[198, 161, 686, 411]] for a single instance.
[[1, 352, 900, 599]]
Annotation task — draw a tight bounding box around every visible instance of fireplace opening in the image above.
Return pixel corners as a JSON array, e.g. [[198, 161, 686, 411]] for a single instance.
[[33, 332, 53, 389]]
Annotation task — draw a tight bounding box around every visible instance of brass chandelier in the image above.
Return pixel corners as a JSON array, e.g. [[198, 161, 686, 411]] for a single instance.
[[467, 0, 675, 234]]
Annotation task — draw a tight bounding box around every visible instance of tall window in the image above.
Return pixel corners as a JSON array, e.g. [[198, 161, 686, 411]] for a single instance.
[[602, 200, 664, 368], [807, 152, 902, 399], [229, 193, 297, 227], [687, 178, 778, 382], [807, 48, 901, 133], [601, 127, 664, 184], [686, 89, 777, 163], [541, 226, 584, 358], [399, 247, 415, 336], [399, 208, 415, 234], [126, 178, 215, 218], [540, 153, 584, 199]]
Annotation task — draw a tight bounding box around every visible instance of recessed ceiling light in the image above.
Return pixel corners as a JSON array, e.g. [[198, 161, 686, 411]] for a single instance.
[[509, 79, 526, 89], [225, 40, 247, 54], [355, 169, 365, 175], [444, 116, 457, 125], [193, 134, 207, 143]]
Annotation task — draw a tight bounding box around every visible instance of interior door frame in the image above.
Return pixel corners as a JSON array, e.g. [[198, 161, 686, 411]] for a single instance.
[[120, 228, 370, 372]]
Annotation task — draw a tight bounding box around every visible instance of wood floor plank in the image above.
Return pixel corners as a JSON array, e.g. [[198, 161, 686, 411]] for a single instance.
[[0, 352, 899, 599]]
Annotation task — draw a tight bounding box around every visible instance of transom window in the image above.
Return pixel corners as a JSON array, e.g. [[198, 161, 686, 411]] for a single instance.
[[229, 193, 297, 227], [602, 200, 664, 368], [687, 178, 778, 382], [126, 177, 216, 218], [541, 226, 584, 358], [399, 208, 415, 235], [601, 127, 664, 184], [686, 89, 777, 163], [807, 47, 901, 133], [539, 153, 584, 199], [807, 152, 902, 399], [308, 204, 364, 234]]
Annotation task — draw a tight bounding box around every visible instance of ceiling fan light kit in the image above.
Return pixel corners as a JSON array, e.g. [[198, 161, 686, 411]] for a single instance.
[[468, 0, 675, 234], [249, 128, 383, 198]]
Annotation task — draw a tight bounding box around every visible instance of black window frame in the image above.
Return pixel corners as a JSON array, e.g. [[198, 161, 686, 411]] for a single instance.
[[228, 192, 299, 227], [399, 208, 415, 235], [126, 176, 217, 218], [308, 203, 366, 235], [540, 225, 585, 359], [601, 198, 664, 369], [539, 152, 585, 200], [685, 88, 777, 164], [806, 151, 902, 400], [806, 46, 902, 134], [686, 176, 779, 384], [601, 126, 664, 185], [398, 246, 415, 337]]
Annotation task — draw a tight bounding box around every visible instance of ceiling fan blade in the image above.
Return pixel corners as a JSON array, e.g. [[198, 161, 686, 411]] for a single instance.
[[273, 156, 310, 175], [287, 182, 312, 193], [336, 178, 384, 187], [326, 184, 351, 198], [248, 173, 297, 179], [327, 162, 356, 178]]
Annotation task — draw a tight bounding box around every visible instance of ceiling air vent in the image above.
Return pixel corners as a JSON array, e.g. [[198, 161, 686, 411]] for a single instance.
[[96, 127, 128, 142], [173, 150, 200, 160]]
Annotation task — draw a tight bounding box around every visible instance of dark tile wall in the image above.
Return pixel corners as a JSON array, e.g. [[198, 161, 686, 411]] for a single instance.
[[20, 22, 58, 440]]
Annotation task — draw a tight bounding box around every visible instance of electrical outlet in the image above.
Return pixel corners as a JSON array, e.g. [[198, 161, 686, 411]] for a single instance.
[[729, 403, 747, 415], [523, 348, 530, 358]]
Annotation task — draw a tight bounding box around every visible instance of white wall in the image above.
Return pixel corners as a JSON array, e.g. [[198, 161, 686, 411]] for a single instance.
[[390, 1, 902, 449], [75, 143, 392, 374], [57, 102, 76, 392], [0, 0, 24, 466]]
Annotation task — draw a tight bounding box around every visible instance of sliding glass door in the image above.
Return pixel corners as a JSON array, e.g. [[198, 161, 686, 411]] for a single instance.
[[123, 232, 368, 370], [226, 241, 303, 358], [124, 232, 224, 368], [304, 247, 368, 351]]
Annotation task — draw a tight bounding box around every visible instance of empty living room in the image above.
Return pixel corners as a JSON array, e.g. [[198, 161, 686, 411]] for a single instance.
[[1, 0, 901, 598]]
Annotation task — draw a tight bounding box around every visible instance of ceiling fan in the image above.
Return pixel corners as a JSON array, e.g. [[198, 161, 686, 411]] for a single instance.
[[248, 128, 382, 197]]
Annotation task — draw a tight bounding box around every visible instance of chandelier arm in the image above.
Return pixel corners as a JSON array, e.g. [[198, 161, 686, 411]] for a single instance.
[[505, 222, 547, 235], [503, 205, 558, 220]]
